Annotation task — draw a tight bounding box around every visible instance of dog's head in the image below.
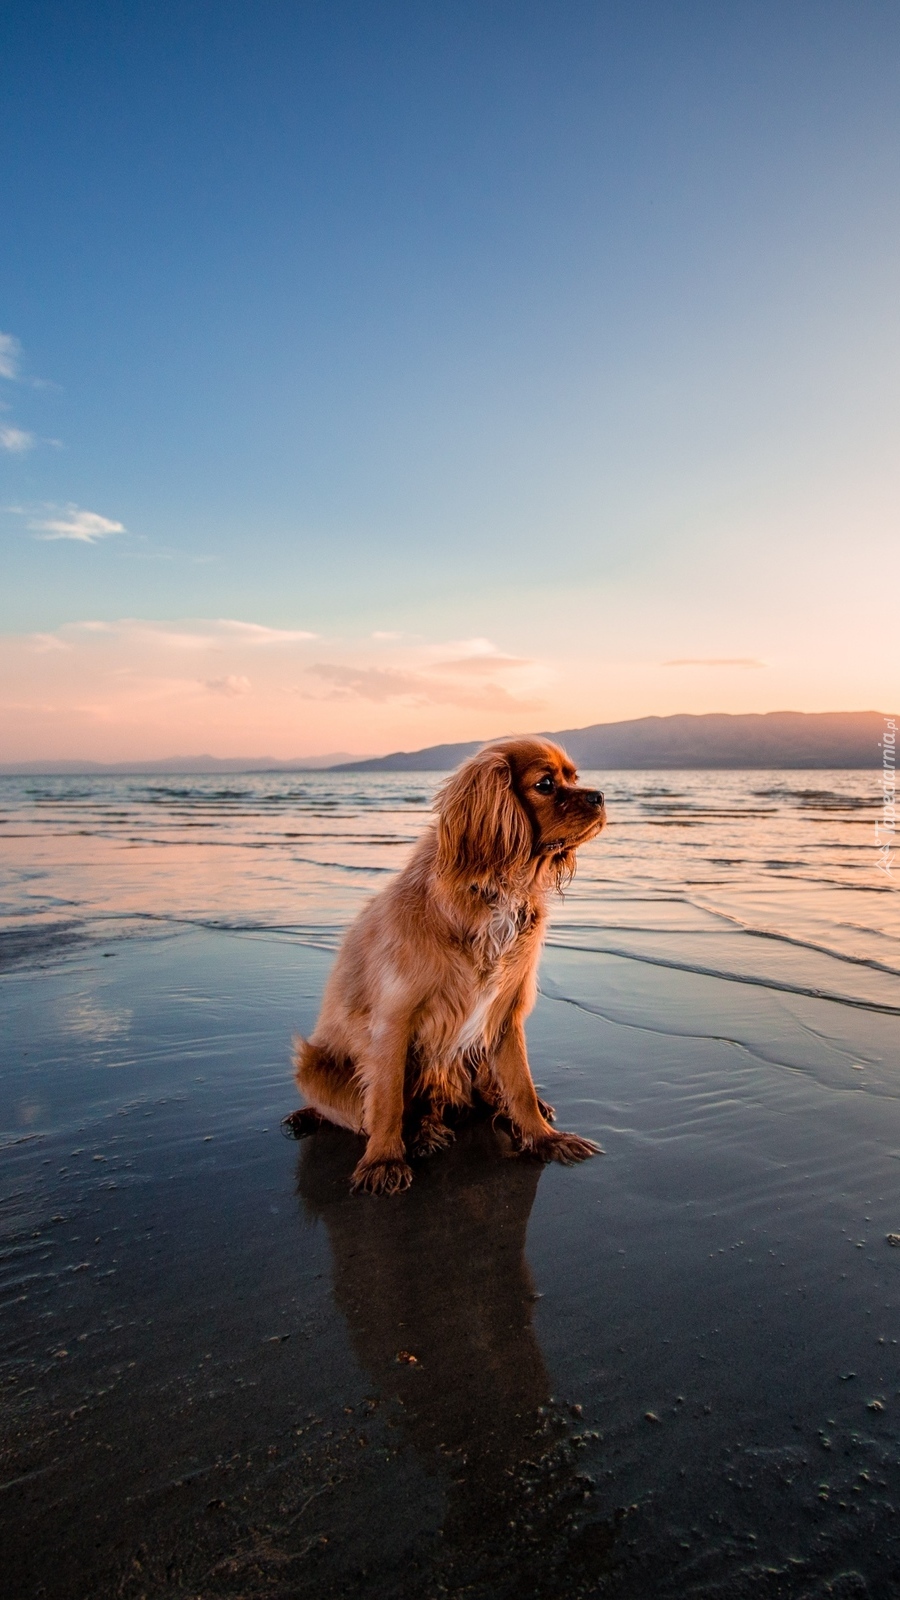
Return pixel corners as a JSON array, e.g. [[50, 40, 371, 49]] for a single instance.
[[434, 737, 606, 891]]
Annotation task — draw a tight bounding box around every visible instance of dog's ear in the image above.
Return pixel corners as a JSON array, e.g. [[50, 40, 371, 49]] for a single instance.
[[435, 747, 533, 888]]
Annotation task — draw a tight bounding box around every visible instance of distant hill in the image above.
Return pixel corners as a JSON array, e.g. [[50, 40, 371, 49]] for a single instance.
[[0, 753, 359, 776], [329, 711, 889, 771], [0, 713, 889, 776]]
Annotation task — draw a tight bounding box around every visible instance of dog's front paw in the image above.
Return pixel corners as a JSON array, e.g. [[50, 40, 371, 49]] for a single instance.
[[350, 1156, 414, 1196], [536, 1096, 556, 1123], [526, 1129, 602, 1165]]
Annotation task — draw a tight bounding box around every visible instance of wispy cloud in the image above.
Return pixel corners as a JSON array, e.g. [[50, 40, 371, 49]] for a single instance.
[[75, 620, 219, 651], [30, 507, 126, 544], [0, 333, 21, 380], [0, 426, 35, 453], [447, 637, 504, 657], [0, 336, 38, 452], [664, 657, 766, 668], [213, 620, 317, 645], [433, 653, 531, 675], [308, 664, 427, 701], [305, 633, 546, 710], [28, 633, 71, 654], [306, 662, 542, 711], [205, 675, 251, 696], [70, 618, 316, 650]]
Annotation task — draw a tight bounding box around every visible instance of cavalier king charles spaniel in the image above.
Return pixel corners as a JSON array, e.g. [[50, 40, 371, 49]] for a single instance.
[[284, 737, 606, 1194]]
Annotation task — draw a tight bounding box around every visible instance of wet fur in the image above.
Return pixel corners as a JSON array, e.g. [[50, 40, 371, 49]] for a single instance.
[[287, 738, 606, 1194]]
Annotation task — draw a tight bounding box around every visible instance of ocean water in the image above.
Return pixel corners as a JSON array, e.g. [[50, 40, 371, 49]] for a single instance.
[[3, 768, 900, 1599], [1, 767, 894, 1006]]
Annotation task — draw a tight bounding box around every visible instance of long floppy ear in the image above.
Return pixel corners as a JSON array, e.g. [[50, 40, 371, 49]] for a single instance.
[[434, 748, 533, 889]]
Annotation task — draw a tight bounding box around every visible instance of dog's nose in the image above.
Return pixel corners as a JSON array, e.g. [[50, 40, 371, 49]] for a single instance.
[[585, 789, 604, 808]]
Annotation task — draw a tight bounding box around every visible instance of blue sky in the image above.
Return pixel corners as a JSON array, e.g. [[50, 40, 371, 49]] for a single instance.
[[2, 1, 898, 757]]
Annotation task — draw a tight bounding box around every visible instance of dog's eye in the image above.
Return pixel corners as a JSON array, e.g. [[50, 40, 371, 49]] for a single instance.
[[534, 775, 555, 794]]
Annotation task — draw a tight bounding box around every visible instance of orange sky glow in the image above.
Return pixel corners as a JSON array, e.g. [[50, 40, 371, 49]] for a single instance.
[[1, 597, 894, 762]]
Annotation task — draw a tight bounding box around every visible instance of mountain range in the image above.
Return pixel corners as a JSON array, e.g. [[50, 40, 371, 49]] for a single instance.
[[0, 712, 890, 775], [330, 711, 889, 771]]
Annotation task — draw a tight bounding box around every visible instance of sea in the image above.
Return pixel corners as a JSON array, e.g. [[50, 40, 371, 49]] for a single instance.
[[1, 767, 895, 1010], [2, 767, 900, 1600]]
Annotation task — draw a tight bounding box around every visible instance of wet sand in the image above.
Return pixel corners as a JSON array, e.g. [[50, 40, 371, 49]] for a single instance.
[[4, 917, 900, 1599]]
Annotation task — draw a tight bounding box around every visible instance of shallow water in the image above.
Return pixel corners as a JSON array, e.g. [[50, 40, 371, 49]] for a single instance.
[[2, 769, 899, 1598]]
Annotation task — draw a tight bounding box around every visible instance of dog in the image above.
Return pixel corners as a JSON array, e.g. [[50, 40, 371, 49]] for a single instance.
[[284, 737, 606, 1194]]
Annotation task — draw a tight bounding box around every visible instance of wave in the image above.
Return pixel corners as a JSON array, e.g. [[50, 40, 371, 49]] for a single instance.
[[675, 900, 900, 979], [0, 921, 88, 970], [545, 936, 900, 1015], [285, 856, 394, 874], [752, 785, 880, 809]]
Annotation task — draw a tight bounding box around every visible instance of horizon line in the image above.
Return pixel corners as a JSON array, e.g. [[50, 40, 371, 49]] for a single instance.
[[0, 708, 891, 776]]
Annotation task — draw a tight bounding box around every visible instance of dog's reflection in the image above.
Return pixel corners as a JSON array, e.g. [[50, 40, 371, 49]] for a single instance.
[[295, 1120, 552, 1518]]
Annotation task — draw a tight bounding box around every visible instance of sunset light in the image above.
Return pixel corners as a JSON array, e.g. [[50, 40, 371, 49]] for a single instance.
[[3, 8, 898, 1598]]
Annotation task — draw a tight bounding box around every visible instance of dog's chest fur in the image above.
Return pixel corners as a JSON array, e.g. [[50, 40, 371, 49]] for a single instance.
[[450, 892, 536, 1057], [475, 892, 533, 967]]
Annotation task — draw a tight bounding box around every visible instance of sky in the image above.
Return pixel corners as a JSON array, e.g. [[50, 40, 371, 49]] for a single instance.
[[1, 0, 899, 761]]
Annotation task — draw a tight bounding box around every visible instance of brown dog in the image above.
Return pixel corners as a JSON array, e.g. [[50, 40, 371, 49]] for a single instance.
[[285, 737, 606, 1194]]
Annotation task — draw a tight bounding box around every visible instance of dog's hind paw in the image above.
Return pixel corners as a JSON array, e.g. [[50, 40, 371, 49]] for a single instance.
[[350, 1157, 414, 1196], [281, 1107, 328, 1140], [411, 1118, 455, 1157]]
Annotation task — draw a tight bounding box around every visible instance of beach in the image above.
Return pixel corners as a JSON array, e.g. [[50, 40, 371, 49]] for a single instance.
[[2, 769, 900, 1598]]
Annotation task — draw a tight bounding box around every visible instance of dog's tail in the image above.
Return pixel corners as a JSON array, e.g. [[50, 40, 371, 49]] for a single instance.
[[292, 1035, 365, 1134]]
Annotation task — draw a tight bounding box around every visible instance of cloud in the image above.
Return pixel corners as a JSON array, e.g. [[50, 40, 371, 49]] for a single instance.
[[432, 653, 531, 675], [67, 618, 317, 650], [447, 637, 504, 657], [30, 507, 126, 544], [664, 657, 766, 668], [205, 675, 251, 697], [214, 620, 317, 645], [306, 662, 542, 711], [28, 633, 71, 653], [74, 620, 223, 651], [0, 333, 21, 380], [0, 337, 45, 452], [0, 426, 35, 453], [308, 664, 428, 701]]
